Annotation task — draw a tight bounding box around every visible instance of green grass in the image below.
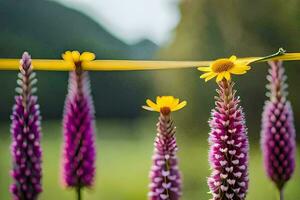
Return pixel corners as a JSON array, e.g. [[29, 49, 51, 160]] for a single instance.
[[0, 120, 299, 199]]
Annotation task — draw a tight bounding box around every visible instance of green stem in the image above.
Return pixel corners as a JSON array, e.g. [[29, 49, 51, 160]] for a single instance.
[[76, 186, 82, 200], [279, 189, 284, 200], [252, 48, 286, 63]]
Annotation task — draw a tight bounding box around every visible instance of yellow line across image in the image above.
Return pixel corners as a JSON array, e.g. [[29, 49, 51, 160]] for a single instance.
[[0, 51, 300, 71]]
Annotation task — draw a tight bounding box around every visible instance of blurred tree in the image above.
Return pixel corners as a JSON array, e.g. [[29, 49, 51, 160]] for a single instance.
[[159, 0, 300, 140]]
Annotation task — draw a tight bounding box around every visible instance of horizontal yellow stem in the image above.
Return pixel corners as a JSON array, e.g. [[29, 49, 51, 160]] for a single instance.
[[0, 59, 212, 71], [0, 59, 74, 71], [267, 53, 300, 61], [82, 60, 212, 71], [32, 60, 74, 70], [236, 53, 300, 64], [0, 59, 20, 70], [0, 52, 299, 71]]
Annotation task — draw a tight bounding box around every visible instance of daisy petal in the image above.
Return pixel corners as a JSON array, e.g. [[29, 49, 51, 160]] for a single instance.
[[197, 67, 211, 72], [173, 101, 187, 111], [237, 65, 251, 70], [142, 106, 155, 111], [71, 51, 80, 63], [230, 66, 250, 74], [230, 55, 237, 62], [146, 99, 159, 111], [216, 73, 224, 82], [171, 98, 180, 110], [80, 52, 96, 61], [164, 96, 174, 106], [156, 96, 162, 105], [205, 73, 217, 82], [224, 71, 231, 81], [200, 72, 214, 79], [62, 51, 73, 62], [231, 70, 247, 75]]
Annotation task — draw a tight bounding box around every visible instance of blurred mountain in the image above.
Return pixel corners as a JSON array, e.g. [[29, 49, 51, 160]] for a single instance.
[[0, 0, 158, 59], [131, 39, 159, 59], [0, 0, 158, 120]]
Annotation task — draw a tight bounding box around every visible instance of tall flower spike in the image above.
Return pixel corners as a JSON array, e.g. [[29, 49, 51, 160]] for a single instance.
[[261, 61, 296, 198], [143, 96, 186, 200], [10, 52, 42, 200], [207, 80, 249, 200], [61, 51, 96, 199]]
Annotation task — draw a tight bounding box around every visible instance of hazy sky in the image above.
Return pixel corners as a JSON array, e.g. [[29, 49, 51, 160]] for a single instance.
[[53, 0, 180, 44]]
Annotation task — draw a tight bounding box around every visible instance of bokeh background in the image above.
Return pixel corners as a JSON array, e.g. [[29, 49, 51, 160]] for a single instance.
[[1, 0, 300, 199]]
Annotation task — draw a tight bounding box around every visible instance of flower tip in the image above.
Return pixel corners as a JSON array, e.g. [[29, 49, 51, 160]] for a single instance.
[[62, 50, 96, 63], [143, 96, 186, 114], [22, 51, 30, 59], [20, 51, 32, 70], [278, 47, 286, 54]]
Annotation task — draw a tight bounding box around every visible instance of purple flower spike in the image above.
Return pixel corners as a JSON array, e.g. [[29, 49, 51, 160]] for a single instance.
[[261, 61, 296, 193], [61, 66, 96, 189], [148, 113, 182, 200], [144, 96, 187, 200], [208, 80, 249, 200], [10, 52, 42, 200]]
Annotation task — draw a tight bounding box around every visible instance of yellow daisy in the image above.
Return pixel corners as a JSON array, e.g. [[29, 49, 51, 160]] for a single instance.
[[62, 51, 95, 67], [142, 96, 187, 115], [198, 55, 251, 82]]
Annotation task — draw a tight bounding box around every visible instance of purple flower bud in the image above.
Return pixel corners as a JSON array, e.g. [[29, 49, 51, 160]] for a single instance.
[[10, 52, 42, 200], [208, 80, 249, 200], [261, 61, 296, 191], [61, 68, 96, 188], [148, 113, 181, 200]]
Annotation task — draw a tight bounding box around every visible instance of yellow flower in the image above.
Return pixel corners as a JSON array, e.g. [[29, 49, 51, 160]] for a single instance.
[[198, 55, 251, 82], [142, 96, 187, 115], [62, 51, 95, 67]]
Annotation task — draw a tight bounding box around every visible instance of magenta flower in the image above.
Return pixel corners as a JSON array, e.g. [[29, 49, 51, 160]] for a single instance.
[[10, 52, 42, 200], [143, 96, 187, 200], [261, 61, 296, 198], [207, 80, 249, 200], [61, 51, 96, 199]]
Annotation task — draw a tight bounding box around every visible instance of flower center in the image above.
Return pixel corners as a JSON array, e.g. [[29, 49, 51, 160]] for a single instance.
[[211, 59, 234, 73], [160, 107, 171, 115]]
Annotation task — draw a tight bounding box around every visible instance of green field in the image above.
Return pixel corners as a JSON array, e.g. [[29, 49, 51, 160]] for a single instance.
[[0, 120, 299, 200]]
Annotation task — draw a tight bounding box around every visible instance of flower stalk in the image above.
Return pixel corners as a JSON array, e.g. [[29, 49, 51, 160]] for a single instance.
[[207, 80, 249, 200], [61, 51, 96, 200], [280, 189, 284, 200], [261, 61, 296, 198], [77, 186, 82, 200], [10, 52, 42, 200]]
